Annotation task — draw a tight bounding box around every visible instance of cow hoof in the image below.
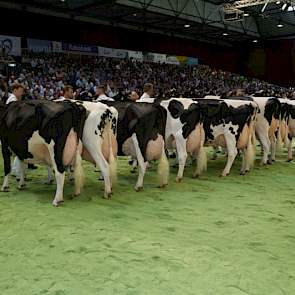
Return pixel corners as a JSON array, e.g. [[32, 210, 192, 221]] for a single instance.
[[220, 173, 229, 177], [175, 177, 182, 183], [158, 183, 168, 188], [52, 200, 64, 207], [245, 170, 250, 173], [240, 171, 246, 176], [73, 193, 80, 198], [287, 159, 293, 162], [192, 173, 200, 179], [267, 159, 272, 165], [103, 192, 112, 199], [17, 184, 26, 191], [134, 186, 143, 192], [98, 175, 104, 181], [1, 186, 9, 192]]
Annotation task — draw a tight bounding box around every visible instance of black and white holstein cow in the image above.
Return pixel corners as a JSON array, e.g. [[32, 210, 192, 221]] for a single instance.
[[103, 101, 169, 191], [205, 95, 281, 165], [0, 100, 87, 206], [197, 97, 258, 176], [251, 96, 281, 164], [160, 98, 207, 181], [277, 99, 295, 161], [48, 100, 118, 199]]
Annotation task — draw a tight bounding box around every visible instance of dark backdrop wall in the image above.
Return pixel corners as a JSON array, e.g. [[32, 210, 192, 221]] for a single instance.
[[0, 8, 294, 86]]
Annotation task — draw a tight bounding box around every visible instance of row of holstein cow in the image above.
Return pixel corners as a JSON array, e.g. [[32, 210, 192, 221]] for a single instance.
[[0, 96, 294, 206]]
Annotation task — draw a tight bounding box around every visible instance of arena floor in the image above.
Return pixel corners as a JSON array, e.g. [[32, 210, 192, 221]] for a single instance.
[[0, 150, 295, 295]]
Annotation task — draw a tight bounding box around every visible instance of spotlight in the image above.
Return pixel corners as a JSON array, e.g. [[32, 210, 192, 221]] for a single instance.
[[184, 24, 190, 28], [223, 32, 229, 36], [253, 39, 258, 43], [244, 13, 250, 16], [282, 3, 287, 10], [276, 1, 281, 4], [277, 23, 284, 27]]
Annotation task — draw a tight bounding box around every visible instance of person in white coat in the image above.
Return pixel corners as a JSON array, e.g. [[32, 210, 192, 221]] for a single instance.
[[55, 85, 74, 101], [7, 83, 25, 178], [95, 85, 114, 102], [137, 83, 155, 103]]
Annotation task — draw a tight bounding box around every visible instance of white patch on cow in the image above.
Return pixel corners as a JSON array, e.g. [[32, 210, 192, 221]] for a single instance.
[[210, 122, 239, 141]]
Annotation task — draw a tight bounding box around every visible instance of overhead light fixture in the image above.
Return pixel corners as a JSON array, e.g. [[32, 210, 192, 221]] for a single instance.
[[276, 0, 281, 4], [133, 13, 137, 16], [223, 32, 229, 36], [253, 39, 258, 43], [60, 0, 66, 2], [184, 24, 190, 28], [244, 13, 250, 16], [287, 5, 295, 11], [282, 3, 287, 10], [277, 23, 284, 27]]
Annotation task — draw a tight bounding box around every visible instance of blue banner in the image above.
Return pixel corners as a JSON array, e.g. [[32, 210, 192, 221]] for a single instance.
[[27, 38, 52, 52], [62, 42, 98, 54]]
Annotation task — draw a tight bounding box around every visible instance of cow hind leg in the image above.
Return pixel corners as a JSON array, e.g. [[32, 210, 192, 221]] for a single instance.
[[258, 133, 270, 165], [175, 135, 187, 182], [17, 161, 27, 190], [131, 134, 147, 191], [221, 134, 238, 177], [270, 135, 276, 162], [287, 137, 293, 162], [47, 146, 66, 206], [1, 140, 11, 192]]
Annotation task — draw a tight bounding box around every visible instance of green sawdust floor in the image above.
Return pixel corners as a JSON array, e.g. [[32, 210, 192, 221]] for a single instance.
[[0, 150, 295, 295]]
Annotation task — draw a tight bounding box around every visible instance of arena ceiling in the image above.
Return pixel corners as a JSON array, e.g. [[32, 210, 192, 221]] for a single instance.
[[1, 0, 295, 46]]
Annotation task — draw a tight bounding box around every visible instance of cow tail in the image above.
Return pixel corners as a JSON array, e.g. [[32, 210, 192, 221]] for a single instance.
[[245, 122, 255, 171], [1, 136, 11, 191], [74, 141, 84, 196], [194, 142, 207, 178], [284, 124, 290, 148], [106, 115, 117, 187], [157, 146, 169, 187]]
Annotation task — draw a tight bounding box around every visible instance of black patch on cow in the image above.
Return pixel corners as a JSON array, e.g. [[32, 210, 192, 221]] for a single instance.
[[229, 127, 235, 135], [95, 130, 98, 135], [193, 99, 256, 142], [180, 103, 203, 139], [168, 99, 184, 119], [97, 109, 113, 137], [264, 98, 281, 125], [102, 101, 167, 161]]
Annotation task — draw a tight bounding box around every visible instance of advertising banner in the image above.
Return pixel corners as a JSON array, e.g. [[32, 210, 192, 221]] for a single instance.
[[0, 35, 21, 56], [98, 46, 127, 58], [27, 38, 52, 52], [145, 52, 167, 63], [127, 50, 143, 61], [62, 42, 98, 55], [52, 41, 62, 53]]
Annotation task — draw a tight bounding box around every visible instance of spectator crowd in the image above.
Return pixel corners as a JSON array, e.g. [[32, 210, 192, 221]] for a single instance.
[[0, 52, 294, 102]]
